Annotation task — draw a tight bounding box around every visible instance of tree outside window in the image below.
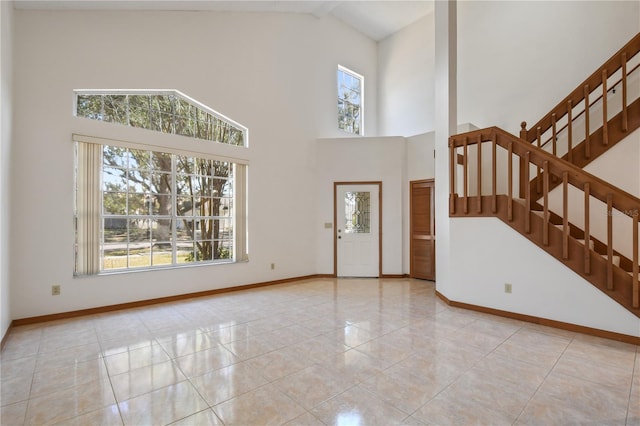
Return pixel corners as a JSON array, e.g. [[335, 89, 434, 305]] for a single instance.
[[337, 66, 363, 135]]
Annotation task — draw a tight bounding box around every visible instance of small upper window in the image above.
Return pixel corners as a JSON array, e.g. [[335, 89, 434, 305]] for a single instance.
[[75, 90, 247, 147], [337, 66, 363, 135]]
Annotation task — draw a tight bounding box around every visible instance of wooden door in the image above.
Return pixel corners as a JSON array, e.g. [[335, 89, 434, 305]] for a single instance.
[[410, 180, 435, 280]]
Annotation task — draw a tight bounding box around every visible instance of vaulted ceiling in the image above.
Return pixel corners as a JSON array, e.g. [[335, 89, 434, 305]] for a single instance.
[[13, 0, 434, 41]]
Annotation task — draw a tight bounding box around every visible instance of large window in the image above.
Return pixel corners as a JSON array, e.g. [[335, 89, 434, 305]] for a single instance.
[[73, 90, 248, 275], [75, 90, 247, 146], [337, 66, 363, 135], [75, 140, 247, 274]]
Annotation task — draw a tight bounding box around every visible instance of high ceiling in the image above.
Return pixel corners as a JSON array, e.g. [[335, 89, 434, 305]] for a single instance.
[[13, 0, 434, 41]]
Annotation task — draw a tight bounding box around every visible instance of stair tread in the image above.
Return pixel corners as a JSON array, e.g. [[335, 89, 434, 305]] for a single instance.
[[551, 225, 597, 247], [600, 254, 621, 266], [579, 239, 595, 250]]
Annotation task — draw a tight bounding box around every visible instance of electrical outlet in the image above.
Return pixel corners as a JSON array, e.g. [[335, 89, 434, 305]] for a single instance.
[[504, 283, 512, 294], [270, 263, 275, 270], [52, 285, 61, 296]]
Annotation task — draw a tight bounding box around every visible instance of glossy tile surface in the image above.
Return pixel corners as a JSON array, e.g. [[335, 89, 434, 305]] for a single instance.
[[1, 278, 638, 425]]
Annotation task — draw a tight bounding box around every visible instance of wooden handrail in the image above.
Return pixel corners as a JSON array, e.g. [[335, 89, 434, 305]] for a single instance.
[[524, 32, 640, 144], [450, 127, 640, 217], [450, 126, 640, 311], [536, 61, 640, 151]]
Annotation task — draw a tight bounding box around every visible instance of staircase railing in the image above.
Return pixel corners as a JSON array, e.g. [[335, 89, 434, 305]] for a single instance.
[[520, 32, 640, 157], [449, 127, 639, 310]]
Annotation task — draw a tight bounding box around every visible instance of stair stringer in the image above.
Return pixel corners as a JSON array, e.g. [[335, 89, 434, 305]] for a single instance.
[[448, 209, 640, 338]]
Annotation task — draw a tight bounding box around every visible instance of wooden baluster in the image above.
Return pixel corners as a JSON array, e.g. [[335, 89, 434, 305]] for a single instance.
[[562, 171, 569, 259], [633, 211, 638, 308], [543, 161, 549, 245], [584, 183, 591, 274], [477, 135, 482, 213], [508, 142, 513, 221], [622, 52, 628, 132], [567, 100, 573, 163], [536, 127, 542, 194], [584, 84, 591, 159], [519, 122, 527, 199], [449, 138, 456, 214], [602, 70, 608, 146], [492, 137, 497, 213], [525, 152, 531, 233], [551, 113, 557, 156], [607, 194, 613, 290], [463, 137, 468, 214]]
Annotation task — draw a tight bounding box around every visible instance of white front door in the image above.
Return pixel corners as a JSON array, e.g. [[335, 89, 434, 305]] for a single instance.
[[336, 184, 380, 277]]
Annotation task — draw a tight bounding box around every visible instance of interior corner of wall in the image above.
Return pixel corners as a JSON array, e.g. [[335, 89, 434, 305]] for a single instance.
[[457, 123, 479, 133]]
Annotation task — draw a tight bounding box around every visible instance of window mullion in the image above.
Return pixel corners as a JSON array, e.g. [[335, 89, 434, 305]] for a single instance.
[[126, 150, 130, 269], [77, 138, 245, 274], [171, 154, 177, 265]]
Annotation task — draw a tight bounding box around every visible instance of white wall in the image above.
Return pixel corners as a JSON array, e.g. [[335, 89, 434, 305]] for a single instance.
[[378, 13, 435, 136], [8, 2, 640, 341], [458, 0, 640, 134], [315, 136, 406, 276], [548, 128, 640, 261], [378, 1, 640, 137], [315, 130, 438, 278], [406, 132, 435, 183], [10, 10, 378, 319], [450, 217, 640, 337], [441, 1, 640, 337], [1, 1, 14, 339]]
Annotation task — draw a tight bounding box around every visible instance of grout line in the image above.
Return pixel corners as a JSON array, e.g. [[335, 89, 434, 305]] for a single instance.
[[512, 334, 575, 423], [2, 279, 635, 425], [624, 349, 639, 426]]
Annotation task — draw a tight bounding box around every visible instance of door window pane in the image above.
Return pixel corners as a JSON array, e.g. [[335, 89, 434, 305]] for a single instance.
[[344, 191, 370, 234]]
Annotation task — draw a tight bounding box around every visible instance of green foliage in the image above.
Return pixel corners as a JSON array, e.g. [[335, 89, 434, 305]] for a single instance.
[[184, 244, 231, 262], [77, 92, 245, 146], [101, 144, 232, 265]]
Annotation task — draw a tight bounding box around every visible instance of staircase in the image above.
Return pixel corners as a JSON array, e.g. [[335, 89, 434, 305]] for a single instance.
[[520, 33, 640, 202], [449, 33, 640, 318]]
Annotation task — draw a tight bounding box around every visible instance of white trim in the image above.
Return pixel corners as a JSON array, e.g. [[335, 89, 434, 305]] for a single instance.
[[234, 163, 249, 262], [74, 136, 249, 275], [337, 65, 364, 135], [72, 133, 249, 166]]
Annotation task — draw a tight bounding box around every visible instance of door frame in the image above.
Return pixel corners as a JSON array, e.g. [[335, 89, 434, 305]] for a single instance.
[[410, 179, 435, 280], [333, 181, 382, 277]]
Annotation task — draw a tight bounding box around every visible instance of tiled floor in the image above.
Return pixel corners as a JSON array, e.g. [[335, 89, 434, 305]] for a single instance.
[[1, 277, 639, 425]]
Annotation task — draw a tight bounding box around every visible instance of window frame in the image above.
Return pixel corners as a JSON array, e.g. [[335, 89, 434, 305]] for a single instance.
[[337, 65, 364, 135], [74, 136, 249, 276], [74, 89, 249, 147], [102, 146, 235, 271], [72, 138, 249, 277]]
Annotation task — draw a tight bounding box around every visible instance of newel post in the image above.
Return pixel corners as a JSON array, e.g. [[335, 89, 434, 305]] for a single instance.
[[518, 121, 528, 198]]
